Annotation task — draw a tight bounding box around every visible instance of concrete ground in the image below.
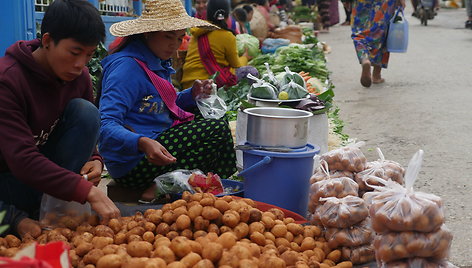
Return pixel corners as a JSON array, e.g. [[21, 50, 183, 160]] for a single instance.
[[319, 5, 472, 267]]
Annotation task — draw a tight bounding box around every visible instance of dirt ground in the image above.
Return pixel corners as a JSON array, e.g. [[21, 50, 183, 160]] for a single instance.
[[319, 6, 472, 267]]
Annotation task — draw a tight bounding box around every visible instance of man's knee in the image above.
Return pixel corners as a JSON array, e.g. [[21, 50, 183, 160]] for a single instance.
[[65, 98, 100, 132]]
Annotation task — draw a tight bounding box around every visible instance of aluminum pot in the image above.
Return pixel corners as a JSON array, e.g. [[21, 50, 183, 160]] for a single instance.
[[243, 107, 313, 148]]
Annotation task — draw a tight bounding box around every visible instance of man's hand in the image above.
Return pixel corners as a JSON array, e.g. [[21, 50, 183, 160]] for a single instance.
[[138, 137, 176, 166], [192, 79, 214, 99], [16, 218, 41, 239], [81, 160, 103, 186], [87, 187, 120, 222]]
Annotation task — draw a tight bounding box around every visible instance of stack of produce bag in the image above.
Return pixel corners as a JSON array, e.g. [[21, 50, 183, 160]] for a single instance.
[[354, 148, 405, 197], [368, 150, 454, 267], [308, 143, 376, 264]]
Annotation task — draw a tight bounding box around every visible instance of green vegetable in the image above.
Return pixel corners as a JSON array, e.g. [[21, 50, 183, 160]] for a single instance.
[[280, 81, 308, 99], [279, 66, 306, 88], [217, 79, 252, 111], [0, 211, 9, 235], [250, 82, 278, 99], [236, 34, 261, 57]]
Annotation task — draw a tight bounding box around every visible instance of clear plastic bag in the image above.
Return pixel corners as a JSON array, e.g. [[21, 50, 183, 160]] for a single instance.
[[368, 150, 445, 233], [315, 196, 369, 228], [280, 80, 308, 99], [325, 218, 374, 248], [260, 62, 280, 87], [309, 177, 359, 206], [342, 244, 376, 265], [382, 258, 458, 268], [374, 225, 453, 263], [247, 73, 278, 99], [196, 83, 227, 119], [310, 164, 354, 184], [320, 142, 367, 172], [355, 148, 405, 191], [39, 189, 93, 230], [154, 169, 197, 198]]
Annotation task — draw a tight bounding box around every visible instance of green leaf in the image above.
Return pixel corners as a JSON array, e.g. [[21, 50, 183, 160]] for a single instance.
[[0, 225, 8, 235], [0, 210, 5, 222]]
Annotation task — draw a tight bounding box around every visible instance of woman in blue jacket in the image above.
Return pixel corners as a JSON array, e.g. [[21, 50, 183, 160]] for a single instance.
[[99, 0, 237, 201]]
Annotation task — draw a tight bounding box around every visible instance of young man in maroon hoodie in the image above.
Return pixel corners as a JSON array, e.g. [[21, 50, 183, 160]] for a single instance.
[[0, 0, 120, 236]]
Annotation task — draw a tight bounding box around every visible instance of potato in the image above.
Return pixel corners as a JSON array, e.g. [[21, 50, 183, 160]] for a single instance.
[[122, 257, 148, 268], [172, 199, 187, 210], [166, 231, 179, 240], [114, 232, 127, 244], [156, 223, 170, 235], [267, 208, 285, 220], [5, 235, 21, 248], [193, 230, 207, 239], [96, 254, 123, 268], [202, 242, 223, 263], [336, 261, 353, 268], [92, 236, 114, 249], [217, 232, 237, 249], [0, 237, 6, 247], [152, 245, 176, 264], [102, 244, 119, 255], [200, 197, 214, 207], [147, 212, 163, 225], [248, 209, 262, 223], [239, 259, 258, 268], [214, 200, 230, 213], [250, 232, 266, 246], [241, 198, 256, 207], [170, 236, 192, 258], [326, 249, 341, 263], [163, 211, 177, 224], [93, 225, 115, 238], [181, 252, 202, 267], [222, 211, 240, 228], [167, 262, 186, 268], [188, 204, 203, 220], [154, 236, 171, 248], [271, 224, 288, 238], [249, 222, 265, 235], [83, 248, 105, 265], [143, 258, 167, 268], [191, 193, 204, 202], [207, 223, 220, 235], [175, 215, 191, 231], [281, 250, 299, 266], [301, 237, 316, 251], [128, 234, 143, 243], [76, 242, 94, 256], [180, 229, 193, 239], [192, 259, 214, 268], [202, 206, 221, 221], [127, 241, 153, 257], [287, 223, 304, 236], [193, 216, 210, 231], [69, 250, 80, 267], [188, 240, 203, 255], [233, 222, 249, 240], [3, 247, 19, 257], [142, 231, 155, 243], [264, 231, 276, 242]]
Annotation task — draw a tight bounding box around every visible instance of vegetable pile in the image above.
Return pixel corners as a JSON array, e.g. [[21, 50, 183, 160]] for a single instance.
[[0, 194, 354, 268]]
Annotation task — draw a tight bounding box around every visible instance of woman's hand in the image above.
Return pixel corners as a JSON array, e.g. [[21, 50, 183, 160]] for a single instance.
[[192, 79, 214, 99], [80, 160, 103, 186], [138, 137, 177, 166]]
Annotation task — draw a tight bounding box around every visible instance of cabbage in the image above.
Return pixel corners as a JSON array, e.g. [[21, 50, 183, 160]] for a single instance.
[[236, 34, 261, 57]]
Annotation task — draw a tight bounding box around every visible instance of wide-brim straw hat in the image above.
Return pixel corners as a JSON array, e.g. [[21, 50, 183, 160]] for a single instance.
[[110, 0, 218, 37]]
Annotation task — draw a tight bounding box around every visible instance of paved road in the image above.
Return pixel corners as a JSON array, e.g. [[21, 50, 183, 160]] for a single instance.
[[319, 6, 472, 267]]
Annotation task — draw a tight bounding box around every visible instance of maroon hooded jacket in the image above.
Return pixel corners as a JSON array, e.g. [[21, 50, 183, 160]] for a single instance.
[[0, 39, 100, 204]]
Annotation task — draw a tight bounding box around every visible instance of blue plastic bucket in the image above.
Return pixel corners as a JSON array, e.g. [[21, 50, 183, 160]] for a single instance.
[[239, 144, 320, 217]]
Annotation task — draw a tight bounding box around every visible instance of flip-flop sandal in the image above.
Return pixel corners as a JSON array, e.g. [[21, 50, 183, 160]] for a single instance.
[[360, 62, 372, 87]]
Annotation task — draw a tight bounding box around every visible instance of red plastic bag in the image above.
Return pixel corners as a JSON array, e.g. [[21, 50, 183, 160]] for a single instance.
[[0, 241, 70, 268], [188, 172, 224, 195]]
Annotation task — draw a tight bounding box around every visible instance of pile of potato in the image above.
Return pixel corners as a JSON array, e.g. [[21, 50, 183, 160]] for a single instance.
[[0, 193, 353, 268], [369, 186, 453, 265], [309, 196, 374, 265]]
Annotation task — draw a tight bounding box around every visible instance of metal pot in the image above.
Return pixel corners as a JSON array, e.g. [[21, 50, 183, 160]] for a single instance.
[[243, 107, 313, 148]]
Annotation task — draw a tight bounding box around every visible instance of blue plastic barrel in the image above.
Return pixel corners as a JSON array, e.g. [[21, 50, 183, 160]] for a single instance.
[[240, 144, 320, 217]]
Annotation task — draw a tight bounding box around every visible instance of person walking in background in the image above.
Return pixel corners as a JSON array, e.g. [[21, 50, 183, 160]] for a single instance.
[[466, 0, 472, 29], [318, 0, 332, 32], [351, 0, 405, 87], [341, 0, 353, 25]]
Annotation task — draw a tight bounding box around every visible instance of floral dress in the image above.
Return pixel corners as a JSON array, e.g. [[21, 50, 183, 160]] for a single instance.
[[351, 0, 398, 68]]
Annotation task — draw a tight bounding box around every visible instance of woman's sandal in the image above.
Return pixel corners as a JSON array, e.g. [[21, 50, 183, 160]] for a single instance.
[[373, 78, 385, 84]]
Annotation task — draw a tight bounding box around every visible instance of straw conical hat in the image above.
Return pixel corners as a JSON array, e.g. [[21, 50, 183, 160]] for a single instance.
[[110, 0, 218, 37]]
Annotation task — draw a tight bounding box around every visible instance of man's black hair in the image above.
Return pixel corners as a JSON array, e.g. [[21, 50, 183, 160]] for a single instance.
[[242, 4, 254, 14], [233, 8, 248, 22], [41, 0, 105, 46]]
